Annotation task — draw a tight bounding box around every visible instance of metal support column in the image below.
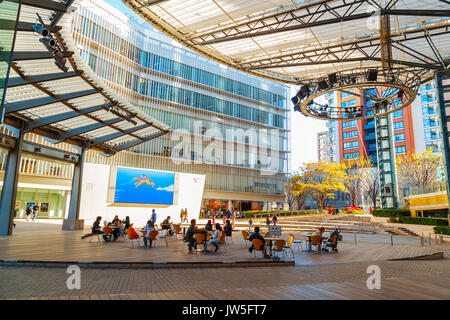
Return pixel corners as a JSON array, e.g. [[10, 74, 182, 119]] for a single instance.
[[62, 147, 85, 230], [375, 114, 399, 209], [435, 70, 450, 225], [0, 128, 23, 235]]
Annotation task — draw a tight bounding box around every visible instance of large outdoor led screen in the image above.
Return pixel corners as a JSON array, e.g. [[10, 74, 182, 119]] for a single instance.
[[113, 167, 175, 205]]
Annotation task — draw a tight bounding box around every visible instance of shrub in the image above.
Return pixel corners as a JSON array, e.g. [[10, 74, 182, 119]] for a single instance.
[[434, 226, 450, 235], [388, 216, 448, 226], [243, 210, 327, 218], [372, 209, 410, 218], [341, 209, 365, 214]]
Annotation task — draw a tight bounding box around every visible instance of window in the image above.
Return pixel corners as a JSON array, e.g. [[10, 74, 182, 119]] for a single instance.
[[394, 133, 405, 142], [393, 121, 404, 130], [342, 99, 357, 108], [344, 152, 359, 160], [342, 120, 357, 129], [343, 141, 359, 150], [342, 130, 358, 139], [395, 146, 406, 155], [340, 89, 356, 99], [392, 109, 403, 119]]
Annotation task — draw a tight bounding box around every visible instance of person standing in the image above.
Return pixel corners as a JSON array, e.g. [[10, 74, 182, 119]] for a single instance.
[[26, 204, 33, 222], [151, 209, 157, 225], [265, 215, 271, 230], [180, 208, 185, 223], [32, 204, 39, 221], [183, 208, 188, 223], [248, 217, 254, 232], [272, 214, 278, 225]]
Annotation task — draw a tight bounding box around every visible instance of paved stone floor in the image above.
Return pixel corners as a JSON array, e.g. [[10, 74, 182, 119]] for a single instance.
[[1, 221, 449, 300], [1, 259, 449, 299]]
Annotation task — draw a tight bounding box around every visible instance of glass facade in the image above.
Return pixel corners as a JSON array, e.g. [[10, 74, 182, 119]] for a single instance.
[[71, 0, 290, 198]]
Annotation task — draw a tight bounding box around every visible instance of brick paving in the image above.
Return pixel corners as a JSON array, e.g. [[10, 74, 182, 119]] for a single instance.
[[1, 259, 449, 299]]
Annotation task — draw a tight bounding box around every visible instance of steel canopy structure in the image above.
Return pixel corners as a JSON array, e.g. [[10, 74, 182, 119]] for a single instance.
[[0, 0, 171, 235], [3, 0, 170, 156], [120, 0, 449, 84]]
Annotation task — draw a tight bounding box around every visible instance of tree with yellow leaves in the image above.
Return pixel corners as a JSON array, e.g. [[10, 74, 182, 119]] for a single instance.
[[343, 158, 373, 207], [292, 162, 348, 210], [396, 149, 442, 187], [285, 168, 310, 210]]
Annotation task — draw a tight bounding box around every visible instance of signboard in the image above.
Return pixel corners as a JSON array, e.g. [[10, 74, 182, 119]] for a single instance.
[[268, 225, 281, 236], [112, 167, 175, 205]]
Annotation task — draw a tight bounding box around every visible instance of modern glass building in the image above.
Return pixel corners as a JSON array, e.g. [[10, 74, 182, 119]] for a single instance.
[[70, 0, 291, 212]]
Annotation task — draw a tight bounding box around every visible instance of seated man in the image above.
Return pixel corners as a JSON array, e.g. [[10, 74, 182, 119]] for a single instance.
[[248, 227, 267, 255], [184, 219, 202, 253], [161, 216, 172, 230]]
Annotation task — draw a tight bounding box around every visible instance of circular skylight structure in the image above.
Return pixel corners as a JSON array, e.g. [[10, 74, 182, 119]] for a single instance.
[[291, 67, 428, 121]]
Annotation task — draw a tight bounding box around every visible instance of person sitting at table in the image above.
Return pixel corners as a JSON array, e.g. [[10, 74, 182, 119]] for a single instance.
[[224, 220, 232, 239], [143, 219, 155, 248], [81, 216, 108, 241], [248, 227, 266, 254], [184, 219, 202, 253], [123, 216, 132, 230], [205, 220, 213, 231], [311, 227, 325, 250], [110, 215, 122, 241], [313, 227, 325, 237], [161, 216, 171, 230], [208, 223, 223, 252]]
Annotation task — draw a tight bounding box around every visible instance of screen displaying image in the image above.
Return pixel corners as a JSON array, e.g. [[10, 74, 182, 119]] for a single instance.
[[114, 167, 175, 205]]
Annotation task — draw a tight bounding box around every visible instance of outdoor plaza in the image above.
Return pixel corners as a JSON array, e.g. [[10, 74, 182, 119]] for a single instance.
[[0, 218, 449, 300], [0, 0, 450, 304]]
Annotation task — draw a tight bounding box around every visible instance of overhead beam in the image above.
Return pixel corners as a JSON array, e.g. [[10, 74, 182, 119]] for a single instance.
[[381, 9, 450, 17], [21, 141, 80, 164], [12, 51, 73, 61], [0, 133, 17, 151], [56, 117, 125, 142], [23, 103, 112, 132], [21, 0, 68, 12], [7, 71, 80, 88], [85, 124, 149, 149], [5, 88, 100, 114], [115, 131, 167, 151]]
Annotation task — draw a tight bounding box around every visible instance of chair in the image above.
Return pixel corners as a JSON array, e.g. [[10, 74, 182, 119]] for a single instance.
[[144, 230, 159, 248], [216, 231, 227, 253], [283, 235, 295, 259], [289, 233, 304, 252], [174, 225, 183, 240], [195, 233, 206, 251], [310, 235, 323, 252], [250, 239, 265, 257], [102, 227, 113, 243], [241, 230, 250, 247], [125, 228, 140, 247], [156, 229, 169, 247], [89, 227, 101, 244], [322, 235, 339, 252], [271, 239, 286, 259]]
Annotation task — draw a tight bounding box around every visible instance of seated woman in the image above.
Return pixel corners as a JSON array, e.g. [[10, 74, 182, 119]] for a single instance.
[[111, 215, 122, 241], [123, 216, 132, 230], [224, 220, 232, 239], [82, 216, 108, 242], [205, 220, 213, 231], [208, 223, 223, 252], [143, 219, 155, 248]]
